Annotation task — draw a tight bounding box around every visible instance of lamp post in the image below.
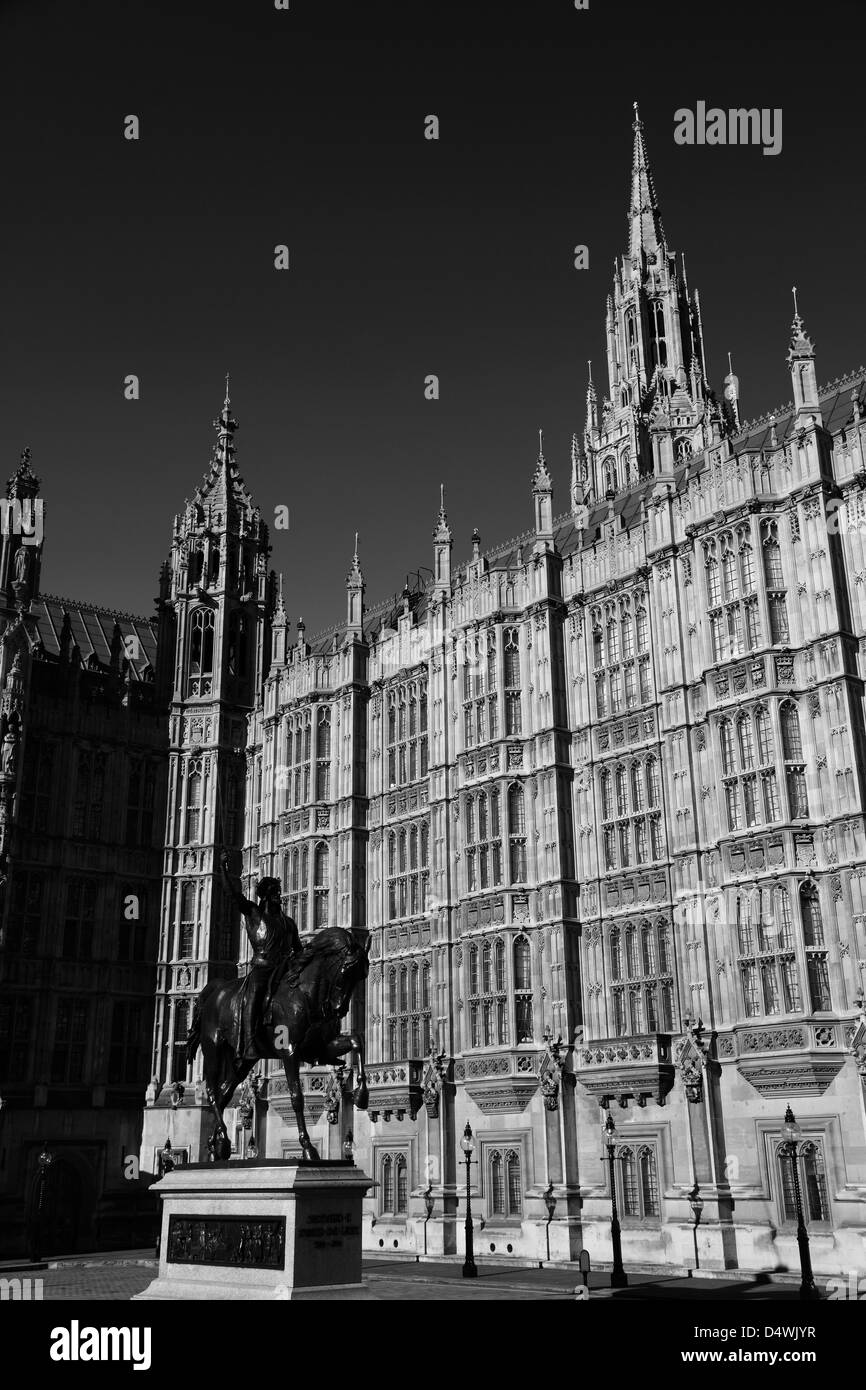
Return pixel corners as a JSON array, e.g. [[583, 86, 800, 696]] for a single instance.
[[782, 1106, 820, 1301], [460, 1122, 477, 1279], [603, 1113, 628, 1288], [688, 1186, 704, 1273], [543, 1184, 557, 1265], [423, 1185, 434, 1257], [343, 1128, 355, 1165]]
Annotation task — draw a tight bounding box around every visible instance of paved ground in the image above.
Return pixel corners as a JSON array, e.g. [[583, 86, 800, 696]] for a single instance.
[[2, 1253, 819, 1301]]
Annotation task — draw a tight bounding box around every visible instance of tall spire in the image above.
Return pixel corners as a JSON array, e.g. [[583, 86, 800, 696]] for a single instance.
[[628, 102, 666, 262], [788, 284, 814, 361], [213, 377, 239, 468]]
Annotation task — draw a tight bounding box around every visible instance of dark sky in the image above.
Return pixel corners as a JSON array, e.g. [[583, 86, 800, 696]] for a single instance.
[[3, 0, 865, 637]]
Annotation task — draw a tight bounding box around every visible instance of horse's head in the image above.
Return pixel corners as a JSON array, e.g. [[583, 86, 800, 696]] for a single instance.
[[326, 931, 370, 1019]]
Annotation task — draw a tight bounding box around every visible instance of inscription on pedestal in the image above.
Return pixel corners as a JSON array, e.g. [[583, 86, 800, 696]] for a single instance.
[[167, 1215, 286, 1268], [296, 1211, 360, 1251]]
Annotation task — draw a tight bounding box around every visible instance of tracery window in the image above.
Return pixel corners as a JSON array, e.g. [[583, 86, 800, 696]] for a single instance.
[[388, 678, 428, 785], [800, 882, 831, 1011], [504, 627, 522, 735], [613, 1144, 660, 1219], [775, 1138, 830, 1225], [284, 845, 308, 929], [313, 841, 329, 928], [508, 784, 527, 883], [387, 820, 430, 919], [513, 933, 533, 1043], [736, 886, 801, 1018], [380, 1152, 409, 1215], [718, 707, 781, 832], [463, 632, 498, 749], [705, 529, 761, 663], [184, 757, 204, 843], [187, 607, 215, 697], [386, 960, 431, 1059], [179, 881, 197, 959], [465, 790, 501, 892], [591, 595, 652, 719], [781, 701, 809, 818], [599, 758, 664, 870], [467, 937, 508, 1047], [608, 918, 674, 1035], [489, 1148, 523, 1217], [315, 707, 331, 800], [762, 519, 789, 644], [285, 710, 312, 808]]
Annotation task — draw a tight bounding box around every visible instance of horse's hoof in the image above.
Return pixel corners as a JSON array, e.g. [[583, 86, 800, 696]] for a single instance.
[[353, 1081, 369, 1111], [301, 1144, 321, 1164]]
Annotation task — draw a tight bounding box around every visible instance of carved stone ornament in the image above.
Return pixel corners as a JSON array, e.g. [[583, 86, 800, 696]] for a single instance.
[[675, 1017, 707, 1104], [421, 1047, 447, 1118]]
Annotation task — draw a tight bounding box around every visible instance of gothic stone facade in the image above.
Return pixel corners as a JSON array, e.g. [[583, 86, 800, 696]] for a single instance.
[[0, 452, 167, 1255], [138, 112, 866, 1275]]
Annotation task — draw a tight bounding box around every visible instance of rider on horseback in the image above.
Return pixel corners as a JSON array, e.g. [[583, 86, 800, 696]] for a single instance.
[[220, 849, 301, 1063]]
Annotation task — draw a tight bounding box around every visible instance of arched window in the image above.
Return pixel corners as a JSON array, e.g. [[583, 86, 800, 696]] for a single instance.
[[601, 769, 613, 820], [616, 766, 628, 817], [737, 894, 754, 955], [313, 842, 329, 927], [610, 927, 622, 981], [508, 785, 526, 883], [603, 458, 617, 495], [396, 1157, 408, 1214], [781, 702, 803, 760], [507, 1152, 522, 1215], [763, 527, 784, 588], [636, 608, 648, 653], [399, 965, 409, 1013], [722, 542, 739, 602], [738, 714, 755, 770], [185, 759, 203, 843], [514, 934, 533, 1042], [382, 1155, 394, 1212], [421, 961, 431, 1011], [641, 921, 657, 974], [719, 720, 735, 775], [625, 924, 638, 978], [650, 300, 667, 368], [646, 756, 660, 808], [675, 437, 693, 464], [622, 769, 640, 821], [494, 937, 506, 992], [179, 882, 196, 959], [187, 608, 215, 696], [490, 1151, 504, 1214], [172, 1001, 190, 1081], [705, 554, 720, 608], [738, 529, 755, 592], [607, 616, 620, 664], [801, 883, 823, 947], [389, 968, 397, 1017], [755, 707, 772, 764], [592, 624, 603, 668], [619, 1147, 638, 1215], [638, 1147, 660, 1216], [481, 941, 492, 994]]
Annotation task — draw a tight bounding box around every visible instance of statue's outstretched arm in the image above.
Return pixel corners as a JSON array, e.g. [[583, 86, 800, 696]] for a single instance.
[[220, 848, 257, 917]]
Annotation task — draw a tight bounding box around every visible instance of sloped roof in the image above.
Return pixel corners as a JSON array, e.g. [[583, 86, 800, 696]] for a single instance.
[[30, 593, 158, 679]]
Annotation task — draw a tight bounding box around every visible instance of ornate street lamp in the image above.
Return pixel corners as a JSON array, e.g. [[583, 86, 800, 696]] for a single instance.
[[460, 1122, 477, 1279], [782, 1106, 820, 1301], [343, 1128, 355, 1165], [603, 1113, 628, 1288]]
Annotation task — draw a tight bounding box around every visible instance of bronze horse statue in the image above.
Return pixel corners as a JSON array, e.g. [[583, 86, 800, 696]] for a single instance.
[[187, 927, 370, 1162]]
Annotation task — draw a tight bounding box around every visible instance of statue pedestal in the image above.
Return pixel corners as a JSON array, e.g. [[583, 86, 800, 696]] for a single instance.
[[134, 1160, 375, 1300]]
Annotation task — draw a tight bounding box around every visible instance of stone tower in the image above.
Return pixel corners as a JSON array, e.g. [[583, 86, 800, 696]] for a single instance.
[[140, 384, 273, 1171], [586, 102, 722, 497]]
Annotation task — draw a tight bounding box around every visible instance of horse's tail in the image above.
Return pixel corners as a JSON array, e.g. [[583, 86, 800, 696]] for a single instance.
[[186, 980, 219, 1065]]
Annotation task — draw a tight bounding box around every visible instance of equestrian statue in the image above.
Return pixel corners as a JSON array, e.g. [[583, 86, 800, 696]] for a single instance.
[[186, 850, 370, 1162]]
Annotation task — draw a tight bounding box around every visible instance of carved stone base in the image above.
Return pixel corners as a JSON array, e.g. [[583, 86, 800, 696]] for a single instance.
[[134, 1159, 375, 1300]]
